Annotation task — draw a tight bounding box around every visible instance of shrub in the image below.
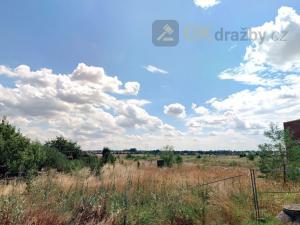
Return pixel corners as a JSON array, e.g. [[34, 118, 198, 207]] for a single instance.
[[246, 153, 255, 161], [125, 153, 133, 159], [79, 153, 102, 174], [0, 118, 45, 176], [259, 123, 300, 181], [160, 145, 175, 167], [175, 154, 183, 165], [43, 147, 71, 172], [45, 136, 81, 160], [102, 147, 116, 164], [239, 153, 246, 158]]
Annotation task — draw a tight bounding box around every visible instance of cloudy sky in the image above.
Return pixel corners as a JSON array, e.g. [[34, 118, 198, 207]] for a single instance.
[[0, 0, 300, 150]]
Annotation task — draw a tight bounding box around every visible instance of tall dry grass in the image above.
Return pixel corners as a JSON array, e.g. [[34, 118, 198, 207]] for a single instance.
[[0, 160, 297, 225]]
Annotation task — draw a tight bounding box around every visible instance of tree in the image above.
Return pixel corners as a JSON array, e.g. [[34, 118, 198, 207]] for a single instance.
[[175, 154, 183, 165], [21, 142, 46, 177], [129, 148, 137, 153], [0, 118, 46, 176], [259, 123, 300, 181], [247, 153, 255, 161], [43, 146, 71, 172], [160, 145, 175, 167], [101, 147, 116, 164], [45, 136, 81, 160]]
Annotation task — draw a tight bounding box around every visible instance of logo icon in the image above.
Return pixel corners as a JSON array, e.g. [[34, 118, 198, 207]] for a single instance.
[[152, 20, 179, 46]]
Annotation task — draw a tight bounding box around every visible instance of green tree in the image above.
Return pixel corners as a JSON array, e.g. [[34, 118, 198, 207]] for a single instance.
[[259, 123, 300, 181], [45, 136, 81, 159], [247, 153, 255, 161], [43, 146, 71, 172], [0, 118, 46, 176], [101, 147, 116, 164], [175, 154, 183, 165], [160, 145, 175, 167], [21, 142, 46, 177]]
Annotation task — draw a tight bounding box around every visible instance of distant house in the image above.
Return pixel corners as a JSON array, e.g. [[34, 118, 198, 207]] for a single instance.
[[284, 119, 300, 140]]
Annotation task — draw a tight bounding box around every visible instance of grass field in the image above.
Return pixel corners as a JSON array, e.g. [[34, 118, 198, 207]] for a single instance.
[[0, 155, 299, 225]]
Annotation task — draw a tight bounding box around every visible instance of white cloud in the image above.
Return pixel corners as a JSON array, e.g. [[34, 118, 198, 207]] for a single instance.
[[144, 65, 168, 74], [193, 0, 220, 9], [218, 6, 300, 86], [0, 63, 182, 149], [192, 103, 209, 115], [164, 103, 186, 118], [245, 7, 300, 71]]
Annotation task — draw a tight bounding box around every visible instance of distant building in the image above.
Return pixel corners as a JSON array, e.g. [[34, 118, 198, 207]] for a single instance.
[[284, 119, 300, 140]]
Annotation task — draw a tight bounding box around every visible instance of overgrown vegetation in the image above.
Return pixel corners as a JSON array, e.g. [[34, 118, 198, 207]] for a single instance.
[[160, 145, 183, 167], [259, 123, 300, 181], [2, 119, 300, 224], [0, 118, 102, 177]]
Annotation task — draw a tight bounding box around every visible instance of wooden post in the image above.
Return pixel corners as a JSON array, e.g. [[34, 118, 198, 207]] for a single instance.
[[283, 163, 287, 185], [250, 169, 261, 221], [280, 144, 287, 185]]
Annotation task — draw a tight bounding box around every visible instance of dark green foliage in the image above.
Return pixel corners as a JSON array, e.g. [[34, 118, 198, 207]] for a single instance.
[[101, 147, 116, 164], [239, 153, 246, 158], [43, 147, 71, 172], [160, 145, 175, 167], [45, 136, 81, 160], [175, 154, 183, 165], [246, 153, 255, 161], [0, 118, 43, 176], [21, 142, 47, 177], [0, 118, 102, 176], [129, 148, 137, 153], [259, 123, 300, 180], [125, 153, 133, 159], [79, 152, 102, 174]]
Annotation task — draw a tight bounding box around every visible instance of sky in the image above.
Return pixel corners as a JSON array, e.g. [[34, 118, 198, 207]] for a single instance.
[[0, 0, 300, 150]]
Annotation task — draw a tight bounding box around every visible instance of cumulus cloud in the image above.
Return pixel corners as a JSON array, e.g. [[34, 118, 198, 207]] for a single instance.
[[0, 63, 182, 149], [186, 75, 300, 138], [245, 7, 300, 71], [192, 103, 209, 115], [219, 6, 300, 86], [186, 7, 300, 144], [144, 65, 168, 74], [164, 103, 186, 118], [193, 0, 220, 9]]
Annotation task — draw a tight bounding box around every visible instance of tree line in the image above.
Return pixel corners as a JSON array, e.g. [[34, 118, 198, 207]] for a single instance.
[[0, 118, 115, 179]]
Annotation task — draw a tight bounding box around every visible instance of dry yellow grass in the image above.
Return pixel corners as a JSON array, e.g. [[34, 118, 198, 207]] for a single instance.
[[1, 159, 299, 224]]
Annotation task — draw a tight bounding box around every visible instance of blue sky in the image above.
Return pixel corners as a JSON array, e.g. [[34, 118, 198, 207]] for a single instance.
[[1, 0, 300, 150]]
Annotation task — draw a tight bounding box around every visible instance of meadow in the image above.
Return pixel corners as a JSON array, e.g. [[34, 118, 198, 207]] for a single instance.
[[1, 155, 299, 225]]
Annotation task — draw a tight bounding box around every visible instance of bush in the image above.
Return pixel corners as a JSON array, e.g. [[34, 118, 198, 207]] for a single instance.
[[79, 153, 102, 174], [259, 123, 300, 181], [0, 118, 103, 176], [0, 118, 44, 176], [45, 136, 81, 160], [102, 147, 116, 164], [175, 154, 183, 165], [21, 142, 47, 177], [246, 153, 255, 161], [239, 153, 246, 158], [43, 147, 71, 172], [160, 145, 175, 167], [125, 153, 133, 159]]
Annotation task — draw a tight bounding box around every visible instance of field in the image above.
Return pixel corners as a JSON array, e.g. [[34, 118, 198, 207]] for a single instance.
[[0, 155, 299, 225]]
